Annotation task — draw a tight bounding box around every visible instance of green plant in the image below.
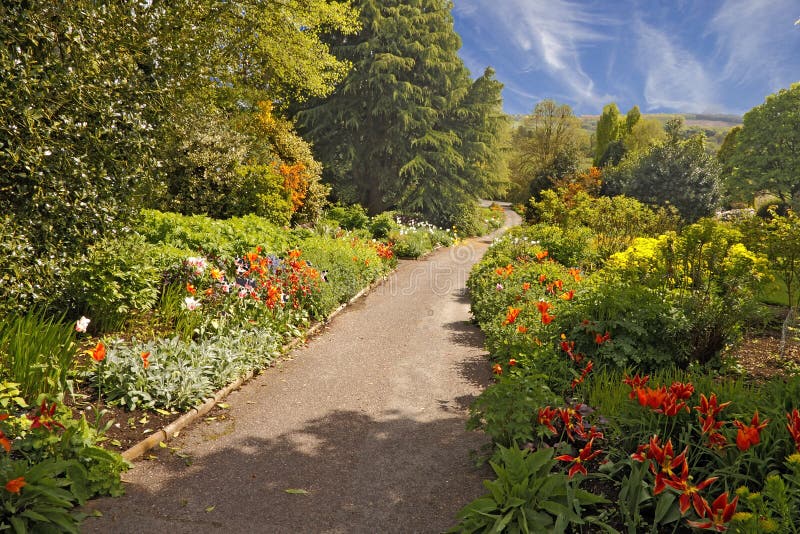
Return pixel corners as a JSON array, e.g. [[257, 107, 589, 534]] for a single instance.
[[66, 233, 161, 333], [467, 373, 560, 448], [0, 310, 77, 401], [450, 445, 609, 533], [325, 204, 369, 230]]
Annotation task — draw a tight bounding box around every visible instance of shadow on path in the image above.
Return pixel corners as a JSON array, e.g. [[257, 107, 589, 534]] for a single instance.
[[85, 410, 491, 534]]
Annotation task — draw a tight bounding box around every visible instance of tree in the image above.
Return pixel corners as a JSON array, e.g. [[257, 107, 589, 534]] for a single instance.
[[594, 103, 622, 165], [717, 126, 745, 206], [730, 83, 800, 207], [624, 118, 666, 154], [624, 105, 642, 134], [299, 0, 501, 229], [508, 100, 587, 202], [623, 129, 721, 222]]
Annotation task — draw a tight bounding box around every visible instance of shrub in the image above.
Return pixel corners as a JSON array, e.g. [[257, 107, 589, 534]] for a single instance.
[[66, 233, 161, 332], [325, 204, 370, 230]]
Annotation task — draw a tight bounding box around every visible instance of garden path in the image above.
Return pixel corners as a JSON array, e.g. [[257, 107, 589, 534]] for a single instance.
[[83, 208, 521, 533]]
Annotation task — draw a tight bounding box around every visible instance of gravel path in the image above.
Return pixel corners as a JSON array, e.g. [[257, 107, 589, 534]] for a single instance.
[[83, 209, 520, 533]]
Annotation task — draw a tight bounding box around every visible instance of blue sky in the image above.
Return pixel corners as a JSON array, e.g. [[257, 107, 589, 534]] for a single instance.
[[452, 0, 800, 116]]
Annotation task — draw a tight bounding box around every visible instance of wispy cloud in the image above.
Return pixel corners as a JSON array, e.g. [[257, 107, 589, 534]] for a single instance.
[[456, 0, 618, 109], [709, 0, 799, 89], [633, 20, 717, 112]]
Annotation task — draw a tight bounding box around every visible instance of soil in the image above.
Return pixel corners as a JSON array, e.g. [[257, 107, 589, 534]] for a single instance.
[[727, 329, 800, 380]]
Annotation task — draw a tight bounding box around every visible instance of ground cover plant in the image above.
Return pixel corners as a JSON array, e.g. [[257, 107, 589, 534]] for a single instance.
[[459, 188, 800, 532]]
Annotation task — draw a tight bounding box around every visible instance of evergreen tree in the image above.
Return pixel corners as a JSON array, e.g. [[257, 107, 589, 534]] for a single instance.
[[298, 0, 502, 228], [594, 102, 622, 166], [624, 105, 642, 134]]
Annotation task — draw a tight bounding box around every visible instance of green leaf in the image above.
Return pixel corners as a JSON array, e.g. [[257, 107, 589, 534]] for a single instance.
[[284, 489, 309, 495]]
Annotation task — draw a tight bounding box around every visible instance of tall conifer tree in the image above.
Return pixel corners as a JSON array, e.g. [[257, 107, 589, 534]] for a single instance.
[[299, 0, 506, 228]]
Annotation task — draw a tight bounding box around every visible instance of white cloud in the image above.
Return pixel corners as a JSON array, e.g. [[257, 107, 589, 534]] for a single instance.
[[709, 0, 798, 88], [634, 20, 718, 112], [460, 0, 618, 108]]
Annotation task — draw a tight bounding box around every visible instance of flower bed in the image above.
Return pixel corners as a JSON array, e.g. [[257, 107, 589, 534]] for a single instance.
[[456, 194, 800, 532]]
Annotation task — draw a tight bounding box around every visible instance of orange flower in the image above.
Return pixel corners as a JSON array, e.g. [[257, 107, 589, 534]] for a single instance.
[[288, 249, 302, 260], [508, 359, 517, 366], [4, 477, 25, 494], [522, 282, 531, 291], [91, 342, 106, 362], [535, 250, 549, 262], [141, 351, 151, 369], [186, 283, 196, 295], [541, 312, 555, 325], [568, 268, 582, 282], [538, 273, 547, 284], [516, 325, 528, 334], [503, 306, 521, 325], [733, 411, 769, 451], [492, 363, 503, 375], [535, 300, 552, 315], [560, 290, 575, 300]]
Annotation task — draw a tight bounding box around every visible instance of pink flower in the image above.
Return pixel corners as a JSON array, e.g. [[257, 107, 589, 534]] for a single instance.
[[495, 283, 504, 291], [75, 316, 90, 333]]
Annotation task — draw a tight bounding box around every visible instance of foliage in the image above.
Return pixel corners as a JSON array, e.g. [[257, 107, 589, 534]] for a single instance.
[[529, 189, 680, 262], [0, 400, 129, 531], [467, 372, 560, 447], [66, 234, 161, 333], [737, 208, 800, 310], [0, 310, 77, 401], [325, 204, 370, 231], [451, 445, 609, 533], [620, 125, 722, 222], [0, 1, 160, 262], [137, 210, 290, 259], [97, 329, 281, 411], [729, 83, 800, 208]]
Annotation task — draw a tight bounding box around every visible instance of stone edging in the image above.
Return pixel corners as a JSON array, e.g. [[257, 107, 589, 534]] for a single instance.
[[121, 274, 389, 461]]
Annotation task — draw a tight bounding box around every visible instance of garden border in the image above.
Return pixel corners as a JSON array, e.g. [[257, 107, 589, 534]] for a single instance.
[[120, 273, 390, 461]]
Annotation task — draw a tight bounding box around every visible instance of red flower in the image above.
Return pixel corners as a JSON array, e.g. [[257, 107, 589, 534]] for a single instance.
[[556, 439, 603, 478], [695, 393, 731, 419], [538, 406, 558, 434], [541, 312, 555, 325], [538, 273, 547, 284], [787, 409, 800, 452], [186, 282, 196, 295], [665, 460, 716, 516], [91, 341, 106, 362], [656, 393, 689, 417], [508, 358, 517, 367], [560, 290, 575, 301], [594, 331, 611, 344], [686, 492, 738, 532], [623, 374, 651, 399], [571, 361, 594, 389], [668, 381, 695, 400], [141, 351, 151, 369], [27, 400, 65, 432], [492, 363, 502, 375], [556, 406, 583, 441], [648, 437, 687, 494], [4, 477, 25, 494], [503, 306, 521, 326], [535, 300, 552, 315], [733, 411, 769, 451], [0, 428, 10, 453]]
